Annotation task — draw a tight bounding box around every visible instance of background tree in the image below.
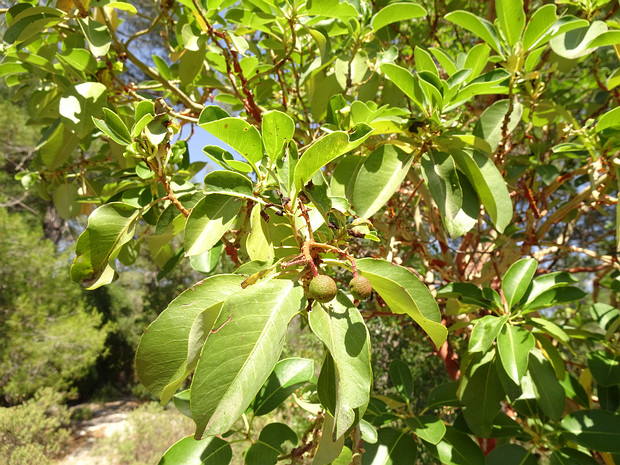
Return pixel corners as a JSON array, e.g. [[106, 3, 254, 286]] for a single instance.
[[2, 0, 620, 464]]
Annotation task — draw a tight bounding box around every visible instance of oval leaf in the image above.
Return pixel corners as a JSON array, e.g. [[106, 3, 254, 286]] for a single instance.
[[185, 194, 242, 256]]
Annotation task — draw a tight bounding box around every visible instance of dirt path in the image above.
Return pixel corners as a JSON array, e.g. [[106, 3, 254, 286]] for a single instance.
[[55, 399, 141, 465]]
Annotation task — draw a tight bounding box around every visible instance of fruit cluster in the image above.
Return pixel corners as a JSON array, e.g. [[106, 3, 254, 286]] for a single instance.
[[308, 274, 372, 303]]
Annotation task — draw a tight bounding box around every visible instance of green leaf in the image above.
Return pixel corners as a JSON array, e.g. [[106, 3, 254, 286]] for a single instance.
[[60, 82, 107, 138], [252, 358, 314, 416], [523, 4, 558, 51], [450, 148, 512, 233], [421, 150, 463, 221], [590, 303, 620, 331], [198, 108, 264, 165], [463, 43, 491, 83], [93, 108, 132, 146], [184, 194, 241, 256], [191, 280, 304, 438], [469, 315, 509, 353], [313, 413, 345, 465], [502, 258, 537, 309], [550, 448, 599, 465], [157, 436, 232, 465], [522, 271, 578, 306], [487, 444, 536, 465], [426, 381, 460, 408], [245, 423, 297, 465], [459, 351, 505, 437], [587, 351, 620, 387], [306, 0, 358, 21], [189, 244, 224, 274], [497, 325, 535, 384], [415, 47, 439, 76], [309, 294, 372, 439], [423, 426, 485, 465], [561, 409, 620, 453], [445, 10, 502, 55], [362, 428, 417, 465], [596, 107, 620, 133], [587, 30, 620, 48], [293, 124, 374, 195], [550, 21, 607, 60], [370, 2, 426, 32], [522, 286, 586, 312], [245, 203, 275, 262], [52, 183, 81, 220], [389, 359, 413, 401], [262, 110, 295, 162], [529, 350, 565, 421], [473, 99, 523, 152], [380, 64, 426, 114], [404, 416, 446, 445], [528, 317, 571, 346], [135, 275, 244, 402], [78, 18, 112, 57], [351, 145, 414, 219], [356, 258, 447, 348], [203, 171, 254, 199], [442, 172, 479, 238], [495, 0, 525, 48], [71, 203, 141, 289], [3, 7, 63, 45]]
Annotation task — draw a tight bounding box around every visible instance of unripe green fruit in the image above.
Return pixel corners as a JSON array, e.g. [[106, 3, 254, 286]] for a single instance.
[[349, 275, 372, 300], [309, 275, 338, 303]]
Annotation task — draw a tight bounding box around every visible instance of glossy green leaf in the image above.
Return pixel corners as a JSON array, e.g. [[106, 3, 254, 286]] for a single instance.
[[191, 280, 304, 438], [459, 351, 505, 437], [306, 0, 358, 20], [442, 171, 479, 238], [448, 69, 510, 110], [198, 108, 263, 165], [135, 275, 244, 402], [189, 244, 224, 274], [371, 2, 426, 32], [421, 150, 462, 221], [522, 286, 586, 312], [389, 359, 413, 402], [252, 358, 314, 416], [561, 409, 620, 453], [497, 325, 535, 384], [293, 124, 374, 195], [587, 30, 620, 48], [426, 381, 460, 408], [423, 426, 485, 465], [596, 107, 620, 133], [246, 203, 275, 262], [356, 258, 447, 348], [184, 194, 241, 256], [309, 294, 372, 439], [502, 258, 537, 309], [522, 272, 578, 305], [445, 10, 502, 55], [244, 423, 297, 465], [487, 444, 536, 465], [380, 64, 426, 113], [3, 7, 63, 45], [496, 0, 525, 48], [60, 82, 107, 138], [203, 171, 254, 199], [587, 350, 620, 387], [469, 314, 508, 353], [404, 415, 446, 445], [78, 18, 112, 57], [590, 303, 620, 331], [71, 203, 140, 289], [473, 99, 523, 152], [262, 110, 295, 162], [529, 350, 565, 421], [351, 145, 414, 218], [523, 4, 557, 51], [362, 428, 417, 465], [450, 148, 512, 233], [550, 21, 607, 59], [313, 413, 344, 465], [157, 436, 231, 465], [93, 108, 132, 146], [463, 43, 491, 83], [550, 448, 599, 465]]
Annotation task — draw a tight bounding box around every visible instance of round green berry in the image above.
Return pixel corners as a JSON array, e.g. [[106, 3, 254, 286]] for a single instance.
[[349, 275, 372, 300], [309, 275, 338, 303]]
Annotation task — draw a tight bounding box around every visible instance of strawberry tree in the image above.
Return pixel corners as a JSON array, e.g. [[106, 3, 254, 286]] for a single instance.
[[2, 0, 620, 463]]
